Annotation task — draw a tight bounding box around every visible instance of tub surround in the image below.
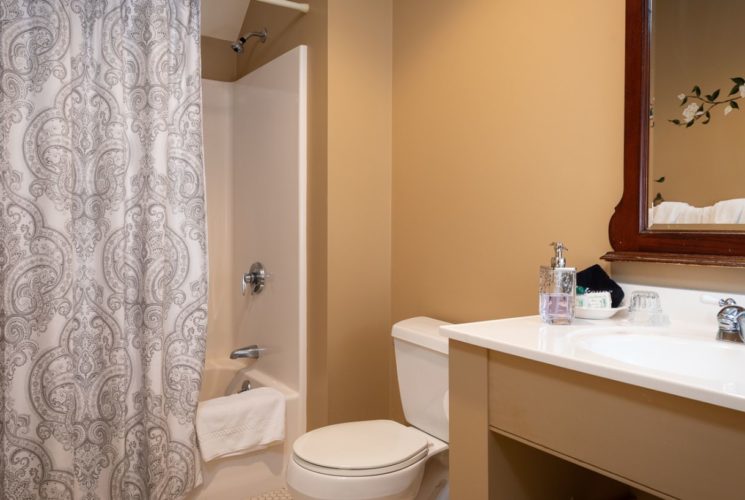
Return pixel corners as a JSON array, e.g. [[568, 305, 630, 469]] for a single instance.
[[446, 283, 745, 499]]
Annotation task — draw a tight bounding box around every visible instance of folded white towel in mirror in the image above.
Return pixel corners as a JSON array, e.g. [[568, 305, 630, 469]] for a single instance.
[[712, 198, 745, 224], [196, 387, 285, 462], [650, 198, 745, 225]]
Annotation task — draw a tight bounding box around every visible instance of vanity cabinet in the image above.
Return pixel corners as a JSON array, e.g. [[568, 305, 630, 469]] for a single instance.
[[450, 340, 745, 500]]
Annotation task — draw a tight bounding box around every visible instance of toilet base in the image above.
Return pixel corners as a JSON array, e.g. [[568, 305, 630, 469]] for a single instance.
[[287, 455, 425, 500], [414, 450, 448, 500]]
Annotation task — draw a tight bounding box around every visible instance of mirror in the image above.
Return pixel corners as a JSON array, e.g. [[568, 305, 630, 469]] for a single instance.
[[648, 0, 745, 230], [605, 0, 745, 266]]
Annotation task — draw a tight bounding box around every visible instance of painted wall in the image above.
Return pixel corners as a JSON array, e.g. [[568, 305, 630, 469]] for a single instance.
[[390, 0, 626, 417], [201, 36, 238, 82], [326, 0, 393, 424]]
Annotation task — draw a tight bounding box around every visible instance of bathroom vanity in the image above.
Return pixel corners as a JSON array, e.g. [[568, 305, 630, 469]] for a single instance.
[[444, 284, 745, 500]]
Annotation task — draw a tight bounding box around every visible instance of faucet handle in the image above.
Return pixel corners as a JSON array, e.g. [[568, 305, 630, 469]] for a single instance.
[[716, 298, 745, 341]]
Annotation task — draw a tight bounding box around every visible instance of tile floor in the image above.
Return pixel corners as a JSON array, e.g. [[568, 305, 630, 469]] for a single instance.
[[248, 487, 293, 500]]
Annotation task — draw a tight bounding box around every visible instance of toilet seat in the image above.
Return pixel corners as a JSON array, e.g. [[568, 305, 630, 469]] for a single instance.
[[292, 420, 429, 477]]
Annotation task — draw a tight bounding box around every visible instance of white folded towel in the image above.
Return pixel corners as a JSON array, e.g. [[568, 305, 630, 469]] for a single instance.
[[196, 387, 285, 462], [649, 201, 697, 224], [650, 198, 745, 225], [712, 198, 745, 224]]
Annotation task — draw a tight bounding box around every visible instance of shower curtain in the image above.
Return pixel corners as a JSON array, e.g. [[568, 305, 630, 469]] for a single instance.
[[0, 1, 208, 498]]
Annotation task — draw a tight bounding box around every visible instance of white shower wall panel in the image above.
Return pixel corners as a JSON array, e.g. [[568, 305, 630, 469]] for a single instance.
[[202, 79, 235, 359], [232, 46, 307, 409]]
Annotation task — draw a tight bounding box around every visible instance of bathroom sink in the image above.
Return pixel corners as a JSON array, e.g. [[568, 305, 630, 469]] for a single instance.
[[568, 327, 745, 395]]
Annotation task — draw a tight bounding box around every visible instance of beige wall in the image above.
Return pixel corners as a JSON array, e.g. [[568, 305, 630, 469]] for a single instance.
[[390, 0, 626, 417], [650, 0, 745, 207], [326, 0, 393, 424], [201, 36, 237, 82]]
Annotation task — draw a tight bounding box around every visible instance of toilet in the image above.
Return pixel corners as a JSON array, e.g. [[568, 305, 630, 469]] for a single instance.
[[287, 317, 451, 500]]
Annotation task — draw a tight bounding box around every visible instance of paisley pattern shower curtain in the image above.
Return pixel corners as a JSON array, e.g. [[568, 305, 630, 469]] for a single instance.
[[0, 1, 208, 498]]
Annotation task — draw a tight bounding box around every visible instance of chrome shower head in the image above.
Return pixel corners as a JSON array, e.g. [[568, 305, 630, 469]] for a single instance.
[[231, 29, 268, 54]]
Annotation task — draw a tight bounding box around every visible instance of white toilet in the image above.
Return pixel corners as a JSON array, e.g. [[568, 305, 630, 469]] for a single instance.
[[287, 317, 451, 500]]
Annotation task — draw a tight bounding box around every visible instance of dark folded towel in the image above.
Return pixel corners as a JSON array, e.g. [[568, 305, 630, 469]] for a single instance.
[[577, 265, 625, 308]]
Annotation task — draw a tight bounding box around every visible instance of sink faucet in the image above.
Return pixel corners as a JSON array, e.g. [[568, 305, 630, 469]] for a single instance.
[[716, 298, 745, 343]]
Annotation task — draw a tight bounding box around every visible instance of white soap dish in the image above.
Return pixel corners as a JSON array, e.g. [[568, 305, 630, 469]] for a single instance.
[[576, 305, 628, 320]]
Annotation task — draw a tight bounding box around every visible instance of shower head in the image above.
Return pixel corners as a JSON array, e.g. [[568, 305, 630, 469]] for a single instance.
[[231, 28, 268, 54]]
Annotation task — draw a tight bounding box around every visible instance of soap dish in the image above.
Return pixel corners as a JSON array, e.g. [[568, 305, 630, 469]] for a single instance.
[[576, 305, 628, 320]]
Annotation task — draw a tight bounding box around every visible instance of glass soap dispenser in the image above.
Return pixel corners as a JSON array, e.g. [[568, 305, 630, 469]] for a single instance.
[[538, 242, 576, 325]]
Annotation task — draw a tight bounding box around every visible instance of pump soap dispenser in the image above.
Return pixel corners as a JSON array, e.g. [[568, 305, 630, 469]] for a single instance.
[[539, 242, 576, 325]]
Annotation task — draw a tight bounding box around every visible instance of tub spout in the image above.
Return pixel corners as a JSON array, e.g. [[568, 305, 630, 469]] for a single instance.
[[230, 345, 265, 359]]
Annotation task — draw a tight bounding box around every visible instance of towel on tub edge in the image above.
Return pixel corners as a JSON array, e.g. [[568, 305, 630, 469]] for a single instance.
[[196, 386, 285, 462]]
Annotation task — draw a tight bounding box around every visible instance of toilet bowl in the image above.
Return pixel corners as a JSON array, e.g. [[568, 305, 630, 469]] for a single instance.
[[287, 318, 451, 500]]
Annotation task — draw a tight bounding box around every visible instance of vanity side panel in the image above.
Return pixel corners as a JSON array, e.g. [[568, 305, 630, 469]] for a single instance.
[[487, 351, 745, 499], [449, 341, 496, 499]]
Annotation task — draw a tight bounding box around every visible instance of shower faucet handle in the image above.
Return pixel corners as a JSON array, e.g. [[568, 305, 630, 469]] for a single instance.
[[241, 262, 267, 296]]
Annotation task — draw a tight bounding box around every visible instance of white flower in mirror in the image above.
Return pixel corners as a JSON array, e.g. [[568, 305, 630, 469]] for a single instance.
[[725, 105, 733, 116], [682, 102, 701, 123], [677, 93, 686, 101]]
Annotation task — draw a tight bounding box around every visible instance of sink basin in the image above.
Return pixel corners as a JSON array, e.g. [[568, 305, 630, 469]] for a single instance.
[[569, 328, 745, 395]]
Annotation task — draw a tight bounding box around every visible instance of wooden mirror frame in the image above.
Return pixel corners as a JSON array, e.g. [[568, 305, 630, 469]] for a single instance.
[[603, 0, 745, 267]]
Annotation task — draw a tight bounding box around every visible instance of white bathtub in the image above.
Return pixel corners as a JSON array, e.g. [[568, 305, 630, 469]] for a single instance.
[[189, 358, 302, 499]]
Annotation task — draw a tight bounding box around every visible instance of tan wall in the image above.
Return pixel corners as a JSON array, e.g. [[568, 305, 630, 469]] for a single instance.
[[326, 0, 393, 424], [201, 36, 237, 82], [650, 0, 745, 207], [390, 0, 626, 417]]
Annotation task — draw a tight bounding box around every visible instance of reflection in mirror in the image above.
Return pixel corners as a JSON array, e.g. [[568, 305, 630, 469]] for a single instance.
[[648, 0, 745, 230]]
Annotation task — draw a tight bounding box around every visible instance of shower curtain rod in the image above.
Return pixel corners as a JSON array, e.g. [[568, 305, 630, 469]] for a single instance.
[[255, 0, 310, 13]]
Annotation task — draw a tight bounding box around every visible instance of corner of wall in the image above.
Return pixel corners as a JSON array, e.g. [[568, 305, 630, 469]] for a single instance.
[[201, 36, 239, 82]]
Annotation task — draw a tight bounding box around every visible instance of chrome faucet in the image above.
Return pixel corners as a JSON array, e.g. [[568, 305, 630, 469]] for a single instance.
[[230, 344, 266, 359], [716, 298, 745, 343]]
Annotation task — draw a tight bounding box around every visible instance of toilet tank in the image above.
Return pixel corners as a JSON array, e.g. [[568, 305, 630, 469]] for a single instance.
[[392, 317, 450, 442]]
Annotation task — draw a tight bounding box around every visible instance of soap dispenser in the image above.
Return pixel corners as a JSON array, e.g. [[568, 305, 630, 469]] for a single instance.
[[538, 242, 576, 325]]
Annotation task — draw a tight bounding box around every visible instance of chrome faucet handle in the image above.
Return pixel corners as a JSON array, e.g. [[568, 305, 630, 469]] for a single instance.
[[716, 298, 745, 342], [241, 262, 267, 296], [737, 312, 745, 344]]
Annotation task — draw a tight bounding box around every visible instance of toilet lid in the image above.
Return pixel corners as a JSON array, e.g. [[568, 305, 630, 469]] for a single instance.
[[292, 420, 429, 477]]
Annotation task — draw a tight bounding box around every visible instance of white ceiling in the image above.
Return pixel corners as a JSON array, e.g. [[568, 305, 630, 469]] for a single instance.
[[201, 0, 250, 40]]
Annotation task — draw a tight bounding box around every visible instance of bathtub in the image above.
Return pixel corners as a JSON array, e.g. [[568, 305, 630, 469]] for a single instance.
[[189, 358, 303, 499]]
